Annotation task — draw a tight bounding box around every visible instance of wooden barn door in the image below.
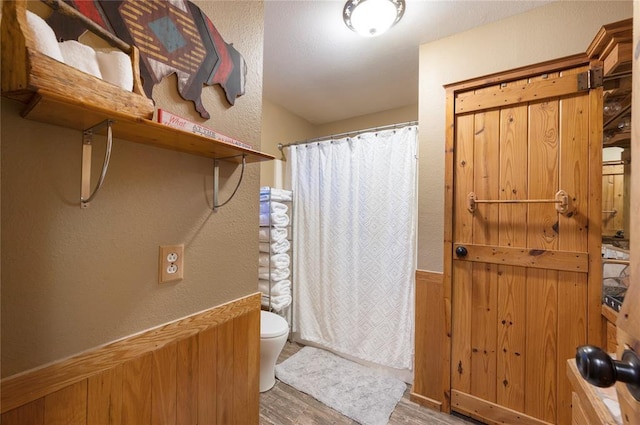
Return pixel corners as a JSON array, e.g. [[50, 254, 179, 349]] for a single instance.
[[445, 57, 602, 425]]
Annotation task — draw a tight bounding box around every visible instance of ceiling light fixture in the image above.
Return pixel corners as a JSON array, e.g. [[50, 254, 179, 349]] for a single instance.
[[343, 0, 405, 37]]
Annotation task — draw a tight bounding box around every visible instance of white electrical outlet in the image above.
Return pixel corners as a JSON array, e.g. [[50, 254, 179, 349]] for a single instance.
[[159, 244, 184, 283]]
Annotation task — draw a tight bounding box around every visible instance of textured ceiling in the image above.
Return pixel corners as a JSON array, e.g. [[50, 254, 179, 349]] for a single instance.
[[263, 0, 552, 125]]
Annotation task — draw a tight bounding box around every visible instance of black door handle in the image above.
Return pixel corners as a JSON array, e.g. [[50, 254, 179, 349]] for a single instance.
[[455, 246, 468, 257], [576, 345, 640, 401]]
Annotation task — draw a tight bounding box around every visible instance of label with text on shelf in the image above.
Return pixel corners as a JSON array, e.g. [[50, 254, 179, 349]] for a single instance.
[[157, 109, 252, 150]]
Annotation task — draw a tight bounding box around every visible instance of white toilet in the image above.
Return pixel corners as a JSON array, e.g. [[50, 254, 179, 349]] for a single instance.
[[260, 310, 289, 392]]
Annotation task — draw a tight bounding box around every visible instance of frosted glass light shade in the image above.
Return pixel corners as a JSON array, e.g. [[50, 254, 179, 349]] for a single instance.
[[343, 0, 405, 37]]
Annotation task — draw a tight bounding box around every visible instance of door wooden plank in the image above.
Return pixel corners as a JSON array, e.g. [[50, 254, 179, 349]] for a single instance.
[[451, 112, 476, 394], [470, 109, 500, 402], [470, 261, 498, 401], [498, 105, 528, 249], [177, 336, 198, 425], [612, 174, 624, 231], [44, 380, 87, 425], [557, 272, 587, 425], [452, 243, 588, 272], [472, 111, 500, 246], [525, 269, 558, 423], [121, 354, 152, 425], [558, 67, 589, 258], [87, 365, 123, 425], [197, 327, 217, 424], [216, 320, 235, 425], [454, 114, 475, 244], [455, 72, 583, 114], [496, 100, 528, 411], [526, 96, 559, 423], [1, 398, 45, 425], [497, 265, 526, 411], [528, 99, 559, 251], [451, 261, 473, 393], [152, 343, 177, 425], [556, 69, 590, 425]]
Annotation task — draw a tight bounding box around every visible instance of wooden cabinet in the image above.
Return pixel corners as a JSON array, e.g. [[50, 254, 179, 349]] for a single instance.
[[567, 360, 620, 425], [602, 304, 619, 354]]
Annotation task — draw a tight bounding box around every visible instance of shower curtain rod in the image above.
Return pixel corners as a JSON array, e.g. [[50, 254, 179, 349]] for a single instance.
[[276, 120, 418, 160]]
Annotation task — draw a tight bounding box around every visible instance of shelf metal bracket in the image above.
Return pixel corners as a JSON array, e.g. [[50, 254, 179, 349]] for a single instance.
[[81, 119, 113, 208], [213, 154, 247, 211]]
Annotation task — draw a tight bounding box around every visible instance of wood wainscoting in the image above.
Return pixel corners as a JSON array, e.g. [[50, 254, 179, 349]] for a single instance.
[[1, 292, 261, 424], [411, 269, 449, 412]]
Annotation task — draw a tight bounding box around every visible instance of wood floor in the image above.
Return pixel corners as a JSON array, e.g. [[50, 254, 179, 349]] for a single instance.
[[259, 342, 480, 425]]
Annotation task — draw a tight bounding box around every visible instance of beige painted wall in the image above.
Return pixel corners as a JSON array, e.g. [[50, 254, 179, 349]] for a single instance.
[[1, 0, 264, 377], [314, 104, 418, 137], [418, 0, 633, 272], [260, 99, 317, 188], [260, 100, 417, 188]]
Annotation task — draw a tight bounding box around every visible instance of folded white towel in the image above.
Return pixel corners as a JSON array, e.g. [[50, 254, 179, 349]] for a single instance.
[[259, 227, 288, 243], [96, 49, 133, 91], [260, 212, 289, 227], [259, 239, 290, 254], [260, 187, 293, 202], [259, 253, 290, 269], [59, 40, 102, 79], [260, 201, 288, 214], [258, 266, 290, 281], [262, 294, 292, 312], [258, 279, 291, 297], [26, 10, 64, 62]]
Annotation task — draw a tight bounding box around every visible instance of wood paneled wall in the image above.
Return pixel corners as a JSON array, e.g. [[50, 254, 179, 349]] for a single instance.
[[1, 293, 261, 425], [411, 270, 449, 412]]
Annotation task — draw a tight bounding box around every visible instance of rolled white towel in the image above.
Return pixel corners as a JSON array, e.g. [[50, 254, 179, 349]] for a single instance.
[[262, 294, 292, 312], [259, 227, 287, 243], [258, 266, 290, 281], [259, 239, 290, 254], [260, 201, 288, 214], [258, 279, 291, 297], [260, 212, 289, 227], [96, 49, 133, 91], [259, 253, 290, 269], [59, 40, 102, 79], [26, 10, 64, 62]]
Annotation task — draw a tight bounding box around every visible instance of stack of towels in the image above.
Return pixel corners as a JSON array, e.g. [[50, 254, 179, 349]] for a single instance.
[[259, 187, 293, 312]]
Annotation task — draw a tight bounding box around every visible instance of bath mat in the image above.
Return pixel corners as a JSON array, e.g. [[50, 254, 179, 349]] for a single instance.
[[275, 346, 406, 425]]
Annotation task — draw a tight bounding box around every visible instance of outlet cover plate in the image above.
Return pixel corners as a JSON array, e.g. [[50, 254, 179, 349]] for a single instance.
[[159, 244, 184, 283]]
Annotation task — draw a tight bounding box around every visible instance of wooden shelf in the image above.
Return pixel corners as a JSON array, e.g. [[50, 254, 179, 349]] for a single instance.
[[1, 0, 273, 164], [23, 90, 273, 163]]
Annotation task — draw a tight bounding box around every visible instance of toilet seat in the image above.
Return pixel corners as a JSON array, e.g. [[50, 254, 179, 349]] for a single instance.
[[261, 311, 288, 338]]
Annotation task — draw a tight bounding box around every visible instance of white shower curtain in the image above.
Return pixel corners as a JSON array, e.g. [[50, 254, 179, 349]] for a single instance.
[[288, 126, 417, 370]]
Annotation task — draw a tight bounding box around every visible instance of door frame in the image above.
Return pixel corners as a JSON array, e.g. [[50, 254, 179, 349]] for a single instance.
[[441, 53, 604, 414]]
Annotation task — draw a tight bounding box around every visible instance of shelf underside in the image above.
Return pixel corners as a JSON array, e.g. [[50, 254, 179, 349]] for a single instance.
[[17, 91, 273, 163]]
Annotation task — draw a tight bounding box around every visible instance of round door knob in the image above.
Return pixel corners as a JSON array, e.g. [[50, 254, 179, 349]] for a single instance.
[[455, 246, 468, 257], [576, 345, 640, 401]]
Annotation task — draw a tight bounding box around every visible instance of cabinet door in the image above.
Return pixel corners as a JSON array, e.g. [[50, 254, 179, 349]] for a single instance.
[[448, 63, 601, 425]]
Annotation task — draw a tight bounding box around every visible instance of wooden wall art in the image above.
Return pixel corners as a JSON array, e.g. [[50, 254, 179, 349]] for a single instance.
[[47, 0, 247, 119]]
